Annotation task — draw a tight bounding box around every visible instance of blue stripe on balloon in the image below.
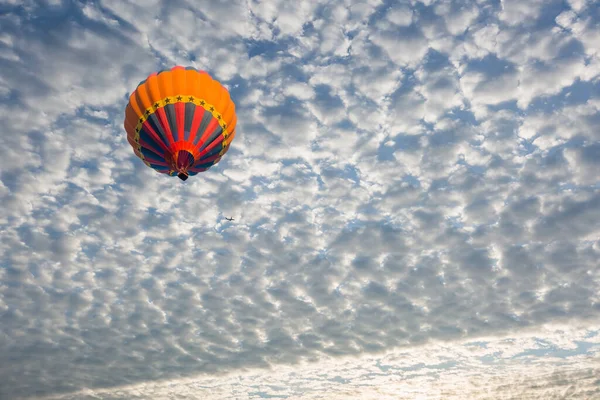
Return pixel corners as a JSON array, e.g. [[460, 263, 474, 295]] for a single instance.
[[140, 147, 165, 162], [198, 125, 223, 152], [165, 104, 178, 142], [145, 114, 170, 148], [139, 128, 164, 156], [194, 161, 216, 169], [150, 164, 170, 172], [184, 103, 195, 140], [193, 111, 214, 146], [199, 144, 223, 160]]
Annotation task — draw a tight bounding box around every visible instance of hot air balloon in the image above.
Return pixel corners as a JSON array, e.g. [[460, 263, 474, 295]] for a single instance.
[[124, 66, 237, 181]]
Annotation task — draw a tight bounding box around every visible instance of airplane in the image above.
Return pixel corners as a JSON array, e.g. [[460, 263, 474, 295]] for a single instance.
[[224, 217, 234, 221]]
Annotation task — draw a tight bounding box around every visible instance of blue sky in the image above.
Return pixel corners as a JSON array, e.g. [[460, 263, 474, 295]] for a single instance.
[[1, 0, 600, 399]]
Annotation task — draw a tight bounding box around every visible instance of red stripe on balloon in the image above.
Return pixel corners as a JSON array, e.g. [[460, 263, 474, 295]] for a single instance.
[[198, 134, 225, 158], [155, 107, 175, 146], [188, 106, 205, 145], [195, 118, 220, 151], [175, 101, 185, 143]]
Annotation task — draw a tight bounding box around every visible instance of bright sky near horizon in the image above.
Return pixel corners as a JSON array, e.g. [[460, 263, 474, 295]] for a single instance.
[[1, 0, 600, 399]]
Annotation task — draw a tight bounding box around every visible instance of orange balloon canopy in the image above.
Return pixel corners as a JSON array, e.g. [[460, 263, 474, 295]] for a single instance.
[[124, 66, 237, 181]]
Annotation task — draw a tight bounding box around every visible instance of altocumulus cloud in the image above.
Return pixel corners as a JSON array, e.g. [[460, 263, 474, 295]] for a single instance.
[[0, 0, 599, 399]]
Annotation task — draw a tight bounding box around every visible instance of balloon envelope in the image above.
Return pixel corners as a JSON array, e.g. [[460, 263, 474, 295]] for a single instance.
[[124, 66, 237, 180]]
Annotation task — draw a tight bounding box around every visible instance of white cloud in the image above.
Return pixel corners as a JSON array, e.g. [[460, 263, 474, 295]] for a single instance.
[[435, 2, 479, 36], [518, 100, 600, 149], [564, 144, 600, 185], [498, 0, 546, 27], [567, 0, 590, 13], [386, 5, 413, 27], [32, 325, 600, 400], [370, 27, 430, 68]]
